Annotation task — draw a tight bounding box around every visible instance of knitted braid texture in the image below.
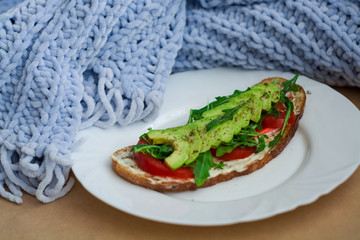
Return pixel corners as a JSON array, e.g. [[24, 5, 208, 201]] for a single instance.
[[0, 0, 359, 203], [0, 0, 185, 203], [175, 0, 360, 87]]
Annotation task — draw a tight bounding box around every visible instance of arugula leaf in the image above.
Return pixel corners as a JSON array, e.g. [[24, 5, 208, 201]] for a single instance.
[[187, 89, 248, 123], [139, 133, 149, 142], [282, 74, 300, 94], [192, 151, 224, 186], [266, 104, 280, 119], [215, 125, 268, 156], [215, 144, 237, 156], [281, 100, 294, 134], [187, 98, 229, 123], [269, 74, 298, 147], [268, 96, 295, 149], [131, 144, 173, 159], [272, 77, 279, 85], [205, 105, 240, 131], [268, 134, 281, 148], [255, 133, 267, 153], [138, 128, 153, 143], [206, 101, 249, 131]]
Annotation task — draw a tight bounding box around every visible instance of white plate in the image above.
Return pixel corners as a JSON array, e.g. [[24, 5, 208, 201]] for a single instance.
[[72, 68, 360, 226]]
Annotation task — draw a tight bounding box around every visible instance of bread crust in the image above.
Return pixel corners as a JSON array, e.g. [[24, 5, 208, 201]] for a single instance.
[[111, 77, 306, 192]]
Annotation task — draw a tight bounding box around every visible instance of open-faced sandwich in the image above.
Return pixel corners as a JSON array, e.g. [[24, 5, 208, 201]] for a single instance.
[[111, 74, 306, 191]]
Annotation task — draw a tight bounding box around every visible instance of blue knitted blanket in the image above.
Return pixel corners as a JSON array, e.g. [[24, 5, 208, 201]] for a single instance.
[[0, 0, 359, 203]]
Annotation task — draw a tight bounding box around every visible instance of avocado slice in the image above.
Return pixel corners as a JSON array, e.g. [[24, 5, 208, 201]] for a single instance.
[[252, 82, 281, 102], [147, 129, 191, 170], [248, 88, 271, 111], [178, 124, 203, 165]]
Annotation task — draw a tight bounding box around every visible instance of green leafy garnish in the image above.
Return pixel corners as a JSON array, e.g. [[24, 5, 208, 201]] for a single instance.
[[187, 89, 248, 123], [215, 124, 268, 157], [131, 144, 173, 159], [269, 74, 299, 147], [138, 128, 153, 143], [272, 77, 279, 85], [139, 133, 149, 142], [192, 151, 224, 186], [205, 102, 247, 131], [266, 104, 280, 119], [188, 98, 229, 123], [282, 74, 300, 94]]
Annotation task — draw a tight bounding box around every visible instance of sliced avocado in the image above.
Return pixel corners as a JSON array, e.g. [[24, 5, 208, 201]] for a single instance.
[[147, 129, 191, 170], [201, 83, 279, 119], [244, 97, 263, 123], [179, 124, 203, 165], [206, 124, 226, 149], [145, 81, 282, 170], [201, 93, 250, 118], [232, 107, 251, 134], [189, 118, 214, 153], [201, 101, 238, 118], [214, 119, 236, 143], [248, 87, 271, 111], [252, 82, 281, 102]]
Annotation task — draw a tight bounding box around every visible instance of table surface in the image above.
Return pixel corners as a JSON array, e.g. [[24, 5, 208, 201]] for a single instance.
[[1, 86, 359, 240]]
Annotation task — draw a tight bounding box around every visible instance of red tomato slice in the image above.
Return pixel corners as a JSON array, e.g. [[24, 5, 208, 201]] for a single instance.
[[257, 102, 296, 134], [211, 146, 256, 161], [275, 102, 286, 111], [276, 102, 296, 125], [261, 114, 285, 130], [133, 140, 194, 179]]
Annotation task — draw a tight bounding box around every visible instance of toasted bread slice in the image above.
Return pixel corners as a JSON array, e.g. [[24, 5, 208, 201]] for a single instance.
[[111, 77, 306, 191]]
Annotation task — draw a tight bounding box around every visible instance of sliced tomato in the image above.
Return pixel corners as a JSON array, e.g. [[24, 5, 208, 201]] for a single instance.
[[133, 139, 194, 179], [257, 102, 296, 134], [285, 110, 296, 125], [260, 114, 285, 130], [275, 102, 286, 111], [276, 102, 296, 125], [211, 146, 256, 161]]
